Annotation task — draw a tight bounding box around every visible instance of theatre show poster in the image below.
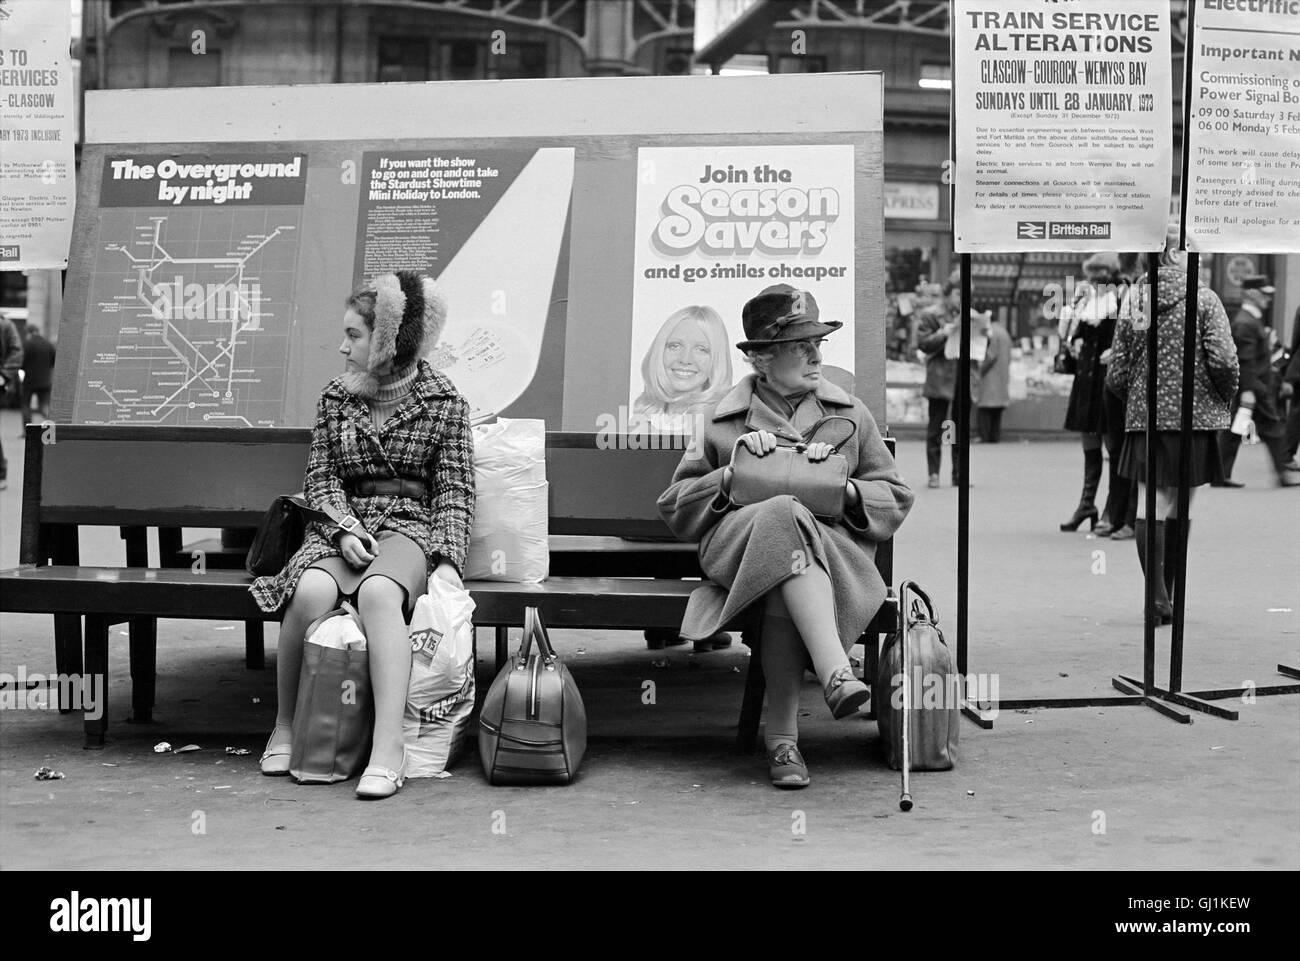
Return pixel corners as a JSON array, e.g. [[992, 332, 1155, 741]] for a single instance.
[[353, 148, 575, 421], [952, 0, 1172, 252], [1182, 0, 1300, 254], [628, 145, 855, 432]]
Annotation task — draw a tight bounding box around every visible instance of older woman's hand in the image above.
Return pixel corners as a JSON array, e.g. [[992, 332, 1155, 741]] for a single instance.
[[738, 430, 778, 456], [339, 531, 377, 568], [804, 441, 834, 462]]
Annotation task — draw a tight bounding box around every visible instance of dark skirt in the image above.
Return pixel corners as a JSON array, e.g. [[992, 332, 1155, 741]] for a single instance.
[[1118, 431, 1224, 487], [309, 530, 427, 617]]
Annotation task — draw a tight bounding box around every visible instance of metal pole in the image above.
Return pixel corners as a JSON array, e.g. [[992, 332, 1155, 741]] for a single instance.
[[957, 253, 972, 680], [1171, 0, 1200, 696], [1171, 253, 1198, 693], [1143, 256, 1159, 694]]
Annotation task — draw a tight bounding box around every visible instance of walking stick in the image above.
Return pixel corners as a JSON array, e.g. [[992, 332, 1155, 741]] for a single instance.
[[899, 585, 913, 812]]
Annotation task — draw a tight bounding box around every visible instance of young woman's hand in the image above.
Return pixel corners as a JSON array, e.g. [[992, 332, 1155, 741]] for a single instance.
[[804, 441, 834, 462], [738, 430, 778, 456], [432, 561, 463, 590], [338, 532, 376, 568]]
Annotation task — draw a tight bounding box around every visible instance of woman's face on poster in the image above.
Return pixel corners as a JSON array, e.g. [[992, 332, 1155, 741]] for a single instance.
[[339, 308, 373, 371], [662, 317, 712, 395]]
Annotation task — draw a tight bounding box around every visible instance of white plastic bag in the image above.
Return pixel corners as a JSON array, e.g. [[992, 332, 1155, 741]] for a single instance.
[[464, 417, 549, 583], [403, 576, 476, 777], [304, 602, 367, 651]]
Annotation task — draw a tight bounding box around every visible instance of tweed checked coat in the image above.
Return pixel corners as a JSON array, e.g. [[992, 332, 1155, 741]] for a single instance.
[[250, 360, 475, 614], [657, 375, 914, 652], [1106, 267, 1238, 432]]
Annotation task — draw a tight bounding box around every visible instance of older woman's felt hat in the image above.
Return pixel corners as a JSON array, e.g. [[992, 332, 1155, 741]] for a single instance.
[[736, 284, 843, 351]]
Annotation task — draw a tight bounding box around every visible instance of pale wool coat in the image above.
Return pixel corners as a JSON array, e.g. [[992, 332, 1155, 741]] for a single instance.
[[657, 375, 914, 651]]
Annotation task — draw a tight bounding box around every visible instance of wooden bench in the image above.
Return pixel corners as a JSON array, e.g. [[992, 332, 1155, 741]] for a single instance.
[[0, 424, 895, 753]]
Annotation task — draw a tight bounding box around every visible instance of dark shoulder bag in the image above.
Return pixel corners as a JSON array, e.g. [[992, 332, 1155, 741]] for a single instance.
[[245, 494, 369, 576]]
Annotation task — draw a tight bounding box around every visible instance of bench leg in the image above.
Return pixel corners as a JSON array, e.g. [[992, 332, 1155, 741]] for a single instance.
[[128, 617, 156, 724], [737, 620, 765, 755], [245, 621, 265, 670], [84, 615, 110, 749], [54, 614, 83, 713], [495, 626, 508, 673]]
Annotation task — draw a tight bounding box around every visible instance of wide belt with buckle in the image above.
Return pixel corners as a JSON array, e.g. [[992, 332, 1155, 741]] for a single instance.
[[350, 477, 426, 498]]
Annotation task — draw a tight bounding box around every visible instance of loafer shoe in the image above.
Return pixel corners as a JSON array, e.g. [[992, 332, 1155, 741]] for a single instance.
[[768, 741, 810, 789], [356, 747, 408, 799], [927, 474, 940, 489], [824, 665, 871, 719], [644, 629, 688, 649], [1109, 524, 1135, 541], [259, 734, 292, 777], [693, 632, 733, 652]]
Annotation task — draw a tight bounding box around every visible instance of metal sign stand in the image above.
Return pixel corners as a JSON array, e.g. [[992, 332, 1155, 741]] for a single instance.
[[958, 0, 1299, 724], [957, 255, 1194, 728]]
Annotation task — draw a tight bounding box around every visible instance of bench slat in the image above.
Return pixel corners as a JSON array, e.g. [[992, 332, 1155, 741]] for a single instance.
[[0, 567, 699, 629]]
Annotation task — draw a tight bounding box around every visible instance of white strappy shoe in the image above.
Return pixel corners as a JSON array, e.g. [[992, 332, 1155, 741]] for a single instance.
[[355, 747, 408, 799]]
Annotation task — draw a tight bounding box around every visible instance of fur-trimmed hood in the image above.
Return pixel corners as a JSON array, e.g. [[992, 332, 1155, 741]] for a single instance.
[[343, 270, 448, 398]]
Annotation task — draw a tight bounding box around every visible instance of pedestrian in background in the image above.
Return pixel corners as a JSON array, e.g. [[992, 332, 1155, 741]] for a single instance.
[[976, 310, 1011, 443], [1216, 276, 1300, 488], [1096, 252, 1144, 540], [0, 314, 24, 491], [20, 324, 55, 435], [1060, 253, 1120, 532], [1106, 239, 1239, 625], [1279, 303, 1300, 471], [917, 282, 981, 488]]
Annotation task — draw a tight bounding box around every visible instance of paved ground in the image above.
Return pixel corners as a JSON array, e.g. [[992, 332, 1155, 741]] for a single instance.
[[1, 407, 1297, 870]]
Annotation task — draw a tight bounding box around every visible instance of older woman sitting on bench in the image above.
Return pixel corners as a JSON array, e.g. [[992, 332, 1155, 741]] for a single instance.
[[658, 285, 913, 789]]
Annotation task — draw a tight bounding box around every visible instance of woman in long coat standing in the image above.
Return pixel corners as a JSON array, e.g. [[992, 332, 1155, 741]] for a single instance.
[[659, 285, 914, 789], [251, 270, 475, 798], [1105, 242, 1238, 623], [1060, 253, 1120, 531]]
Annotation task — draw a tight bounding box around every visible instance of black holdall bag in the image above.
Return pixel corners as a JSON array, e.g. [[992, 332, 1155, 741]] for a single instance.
[[478, 607, 587, 785], [877, 580, 959, 772], [245, 494, 372, 577]]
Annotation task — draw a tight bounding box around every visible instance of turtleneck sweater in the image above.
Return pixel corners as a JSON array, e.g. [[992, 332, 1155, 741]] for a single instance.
[[369, 364, 418, 430]]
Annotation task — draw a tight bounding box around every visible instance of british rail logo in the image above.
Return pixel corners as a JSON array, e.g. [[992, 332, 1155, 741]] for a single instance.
[[1049, 221, 1112, 239]]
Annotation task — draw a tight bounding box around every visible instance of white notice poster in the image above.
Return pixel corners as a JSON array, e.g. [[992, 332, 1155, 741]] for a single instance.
[[1182, 0, 1300, 253], [0, 0, 77, 269], [952, 0, 1173, 252]]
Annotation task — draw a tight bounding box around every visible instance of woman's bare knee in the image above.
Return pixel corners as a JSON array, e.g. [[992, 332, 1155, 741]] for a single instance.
[[288, 569, 339, 617], [357, 575, 405, 617]]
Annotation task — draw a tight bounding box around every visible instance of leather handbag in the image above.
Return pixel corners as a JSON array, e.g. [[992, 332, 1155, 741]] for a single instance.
[[728, 414, 857, 522], [1054, 315, 1078, 375], [245, 494, 372, 576], [478, 607, 587, 785], [876, 580, 959, 771], [289, 603, 374, 783]]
